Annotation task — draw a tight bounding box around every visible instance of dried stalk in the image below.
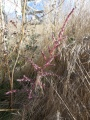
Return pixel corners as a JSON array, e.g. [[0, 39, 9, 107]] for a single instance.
[[10, 0, 27, 108], [0, 0, 6, 50]]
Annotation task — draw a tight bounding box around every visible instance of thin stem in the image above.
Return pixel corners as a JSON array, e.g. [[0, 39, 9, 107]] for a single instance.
[[10, 0, 27, 108]]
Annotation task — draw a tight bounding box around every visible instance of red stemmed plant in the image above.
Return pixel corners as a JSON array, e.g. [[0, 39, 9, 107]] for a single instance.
[[6, 8, 75, 99], [26, 8, 75, 92]]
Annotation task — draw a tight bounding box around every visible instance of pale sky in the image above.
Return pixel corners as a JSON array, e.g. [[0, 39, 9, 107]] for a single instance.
[[4, 0, 21, 15], [4, 0, 75, 15], [4, 0, 42, 15], [4, 0, 90, 15]]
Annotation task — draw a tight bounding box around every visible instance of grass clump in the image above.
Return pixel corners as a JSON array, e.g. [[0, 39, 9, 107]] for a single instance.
[[0, 0, 90, 120]]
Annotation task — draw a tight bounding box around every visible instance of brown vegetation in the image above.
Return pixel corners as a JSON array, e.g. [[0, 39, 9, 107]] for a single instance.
[[0, 0, 90, 120]]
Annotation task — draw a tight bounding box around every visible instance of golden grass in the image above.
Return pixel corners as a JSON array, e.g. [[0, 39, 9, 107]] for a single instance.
[[0, 0, 90, 120]]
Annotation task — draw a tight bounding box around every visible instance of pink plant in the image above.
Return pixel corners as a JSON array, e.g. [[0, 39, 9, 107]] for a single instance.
[[28, 58, 41, 71], [27, 8, 75, 92], [6, 8, 75, 100], [17, 75, 32, 82], [6, 90, 17, 95], [10, 20, 17, 28], [58, 8, 75, 40], [28, 90, 32, 99]]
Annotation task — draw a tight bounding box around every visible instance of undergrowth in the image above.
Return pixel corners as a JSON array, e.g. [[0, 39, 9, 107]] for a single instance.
[[0, 1, 90, 120]]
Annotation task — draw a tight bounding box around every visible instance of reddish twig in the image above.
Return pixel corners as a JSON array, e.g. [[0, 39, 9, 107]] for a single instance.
[[6, 8, 75, 100], [41, 51, 47, 61], [10, 20, 17, 28], [58, 8, 75, 40]]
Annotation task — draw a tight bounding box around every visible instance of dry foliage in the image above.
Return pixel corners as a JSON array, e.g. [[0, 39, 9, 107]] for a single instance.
[[0, 0, 90, 120]]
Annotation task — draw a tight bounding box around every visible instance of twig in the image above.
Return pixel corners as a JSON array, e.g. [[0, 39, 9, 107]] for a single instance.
[[10, 0, 27, 108]]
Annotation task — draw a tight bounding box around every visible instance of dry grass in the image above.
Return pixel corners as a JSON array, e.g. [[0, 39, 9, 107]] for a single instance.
[[10, 40, 90, 120], [0, 0, 90, 120]]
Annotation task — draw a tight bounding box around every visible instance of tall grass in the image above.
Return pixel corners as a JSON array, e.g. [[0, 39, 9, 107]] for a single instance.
[[0, 0, 90, 120]]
